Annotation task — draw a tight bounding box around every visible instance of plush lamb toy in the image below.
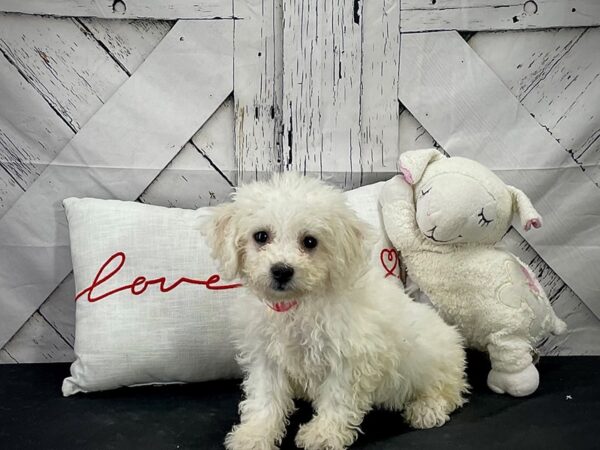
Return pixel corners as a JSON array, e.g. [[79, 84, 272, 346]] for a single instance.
[[379, 148, 567, 397]]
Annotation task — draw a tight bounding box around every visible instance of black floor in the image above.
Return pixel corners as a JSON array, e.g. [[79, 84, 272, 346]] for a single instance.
[[1, 352, 599, 449]]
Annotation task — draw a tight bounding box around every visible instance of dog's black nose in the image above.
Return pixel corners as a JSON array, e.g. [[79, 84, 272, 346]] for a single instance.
[[271, 263, 294, 284]]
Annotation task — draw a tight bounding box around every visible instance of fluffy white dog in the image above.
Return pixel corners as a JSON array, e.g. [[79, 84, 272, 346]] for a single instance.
[[204, 173, 468, 450]]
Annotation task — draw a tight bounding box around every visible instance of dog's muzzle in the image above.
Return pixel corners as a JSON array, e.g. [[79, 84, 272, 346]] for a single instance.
[[270, 263, 294, 290]]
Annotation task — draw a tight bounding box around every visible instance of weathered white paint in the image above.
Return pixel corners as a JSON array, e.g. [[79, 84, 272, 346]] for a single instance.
[[140, 97, 235, 208], [401, 0, 600, 32], [1, 7, 598, 361], [234, 0, 283, 182], [470, 28, 600, 188], [0, 19, 233, 348], [0, 57, 72, 206], [78, 17, 173, 74], [0, 1, 231, 20], [0, 312, 74, 363], [398, 30, 600, 318], [282, 0, 363, 188], [360, 0, 401, 182], [0, 13, 128, 132]]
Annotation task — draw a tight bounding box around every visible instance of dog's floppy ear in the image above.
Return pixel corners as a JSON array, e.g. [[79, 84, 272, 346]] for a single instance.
[[398, 148, 445, 185], [507, 185, 542, 231], [201, 202, 242, 280], [330, 209, 372, 288]]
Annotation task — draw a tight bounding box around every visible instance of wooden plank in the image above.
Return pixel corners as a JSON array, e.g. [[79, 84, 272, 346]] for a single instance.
[[282, 0, 363, 188], [398, 30, 600, 318], [0, 16, 171, 218], [0, 13, 128, 132], [360, 0, 401, 183], [0, 1, 231, 20], [140, 97, 235, 208], [0, 14, 123, 217], [470, 27, 600, 187], [1, 313, 74, 363], [401, 0, 600, 32], [0, 349, 17, 363], [0, 19, 233, 348], [234, 0, 283, 182], [77, 18, 173, 74], [0, 57, 72, 215]]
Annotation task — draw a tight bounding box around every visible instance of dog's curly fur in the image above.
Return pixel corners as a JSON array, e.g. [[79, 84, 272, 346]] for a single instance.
[[204, 173, 468, 450]]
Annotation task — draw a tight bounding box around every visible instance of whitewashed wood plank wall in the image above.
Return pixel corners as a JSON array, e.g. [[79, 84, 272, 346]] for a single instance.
[[0, 0, 599, 362]]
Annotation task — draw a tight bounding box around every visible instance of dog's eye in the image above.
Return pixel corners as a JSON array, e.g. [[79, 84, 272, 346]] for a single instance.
[[254, 231, 269, 244], [302, 236, 318, 250]]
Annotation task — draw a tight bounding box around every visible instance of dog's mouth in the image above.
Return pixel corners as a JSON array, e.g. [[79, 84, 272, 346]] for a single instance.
[[267, 300, 298, 313]]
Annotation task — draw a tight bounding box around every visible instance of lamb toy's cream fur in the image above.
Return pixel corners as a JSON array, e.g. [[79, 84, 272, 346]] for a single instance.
[[204, 173, 468, 450], [379, 148, 567, 398]]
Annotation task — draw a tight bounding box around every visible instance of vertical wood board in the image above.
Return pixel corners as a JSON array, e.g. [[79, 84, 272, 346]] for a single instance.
[[282, 0, 363, 188], [234, 0, 283, 182]]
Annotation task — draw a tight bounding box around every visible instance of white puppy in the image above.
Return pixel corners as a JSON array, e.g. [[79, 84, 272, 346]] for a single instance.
[[204, 173, 468, 450]]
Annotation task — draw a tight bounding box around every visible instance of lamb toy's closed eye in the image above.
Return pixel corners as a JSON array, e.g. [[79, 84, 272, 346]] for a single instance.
[[379, 148, 567, 397]]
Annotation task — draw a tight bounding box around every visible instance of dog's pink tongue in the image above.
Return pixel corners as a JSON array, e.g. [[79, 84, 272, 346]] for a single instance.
[[269, 300, 298, 313]]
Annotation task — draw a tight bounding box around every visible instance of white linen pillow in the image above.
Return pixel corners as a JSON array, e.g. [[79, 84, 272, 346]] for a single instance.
[[62, 182, 400, 396]]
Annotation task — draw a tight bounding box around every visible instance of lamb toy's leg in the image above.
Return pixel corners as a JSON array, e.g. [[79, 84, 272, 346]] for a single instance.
[[486, 332, 539, 397]]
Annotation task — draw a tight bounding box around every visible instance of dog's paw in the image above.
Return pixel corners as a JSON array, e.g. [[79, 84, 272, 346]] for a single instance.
[[225, 424, 278, 450], [295, 419, 356, 450], [403, 397, 450, 429]]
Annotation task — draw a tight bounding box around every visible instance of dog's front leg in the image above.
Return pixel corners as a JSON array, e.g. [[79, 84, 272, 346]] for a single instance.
[[295, 371, 371, 450], [225, 356, 294, 450]]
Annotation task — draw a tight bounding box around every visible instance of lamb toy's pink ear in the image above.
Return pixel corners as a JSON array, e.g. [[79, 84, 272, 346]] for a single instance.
[[398, 148, 445, 185], [507, 185, 543, 231]]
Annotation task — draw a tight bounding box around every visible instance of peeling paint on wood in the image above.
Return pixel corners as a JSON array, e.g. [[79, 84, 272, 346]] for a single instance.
[[400, 0, 600, 32], [1, 312, 74, 363], [471, 28, 600, 187], [78, 18, 173, 74], [283, 0, 363, 188], [140, 97, 235, 208], [360, 0, 401, 181], [0, 13, 128, 132], [234, 0, 283, 182], [0, 1, 232, 20]]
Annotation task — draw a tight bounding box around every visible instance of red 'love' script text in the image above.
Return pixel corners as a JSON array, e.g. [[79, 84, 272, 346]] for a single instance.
[[75, 251, 242, 303]]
